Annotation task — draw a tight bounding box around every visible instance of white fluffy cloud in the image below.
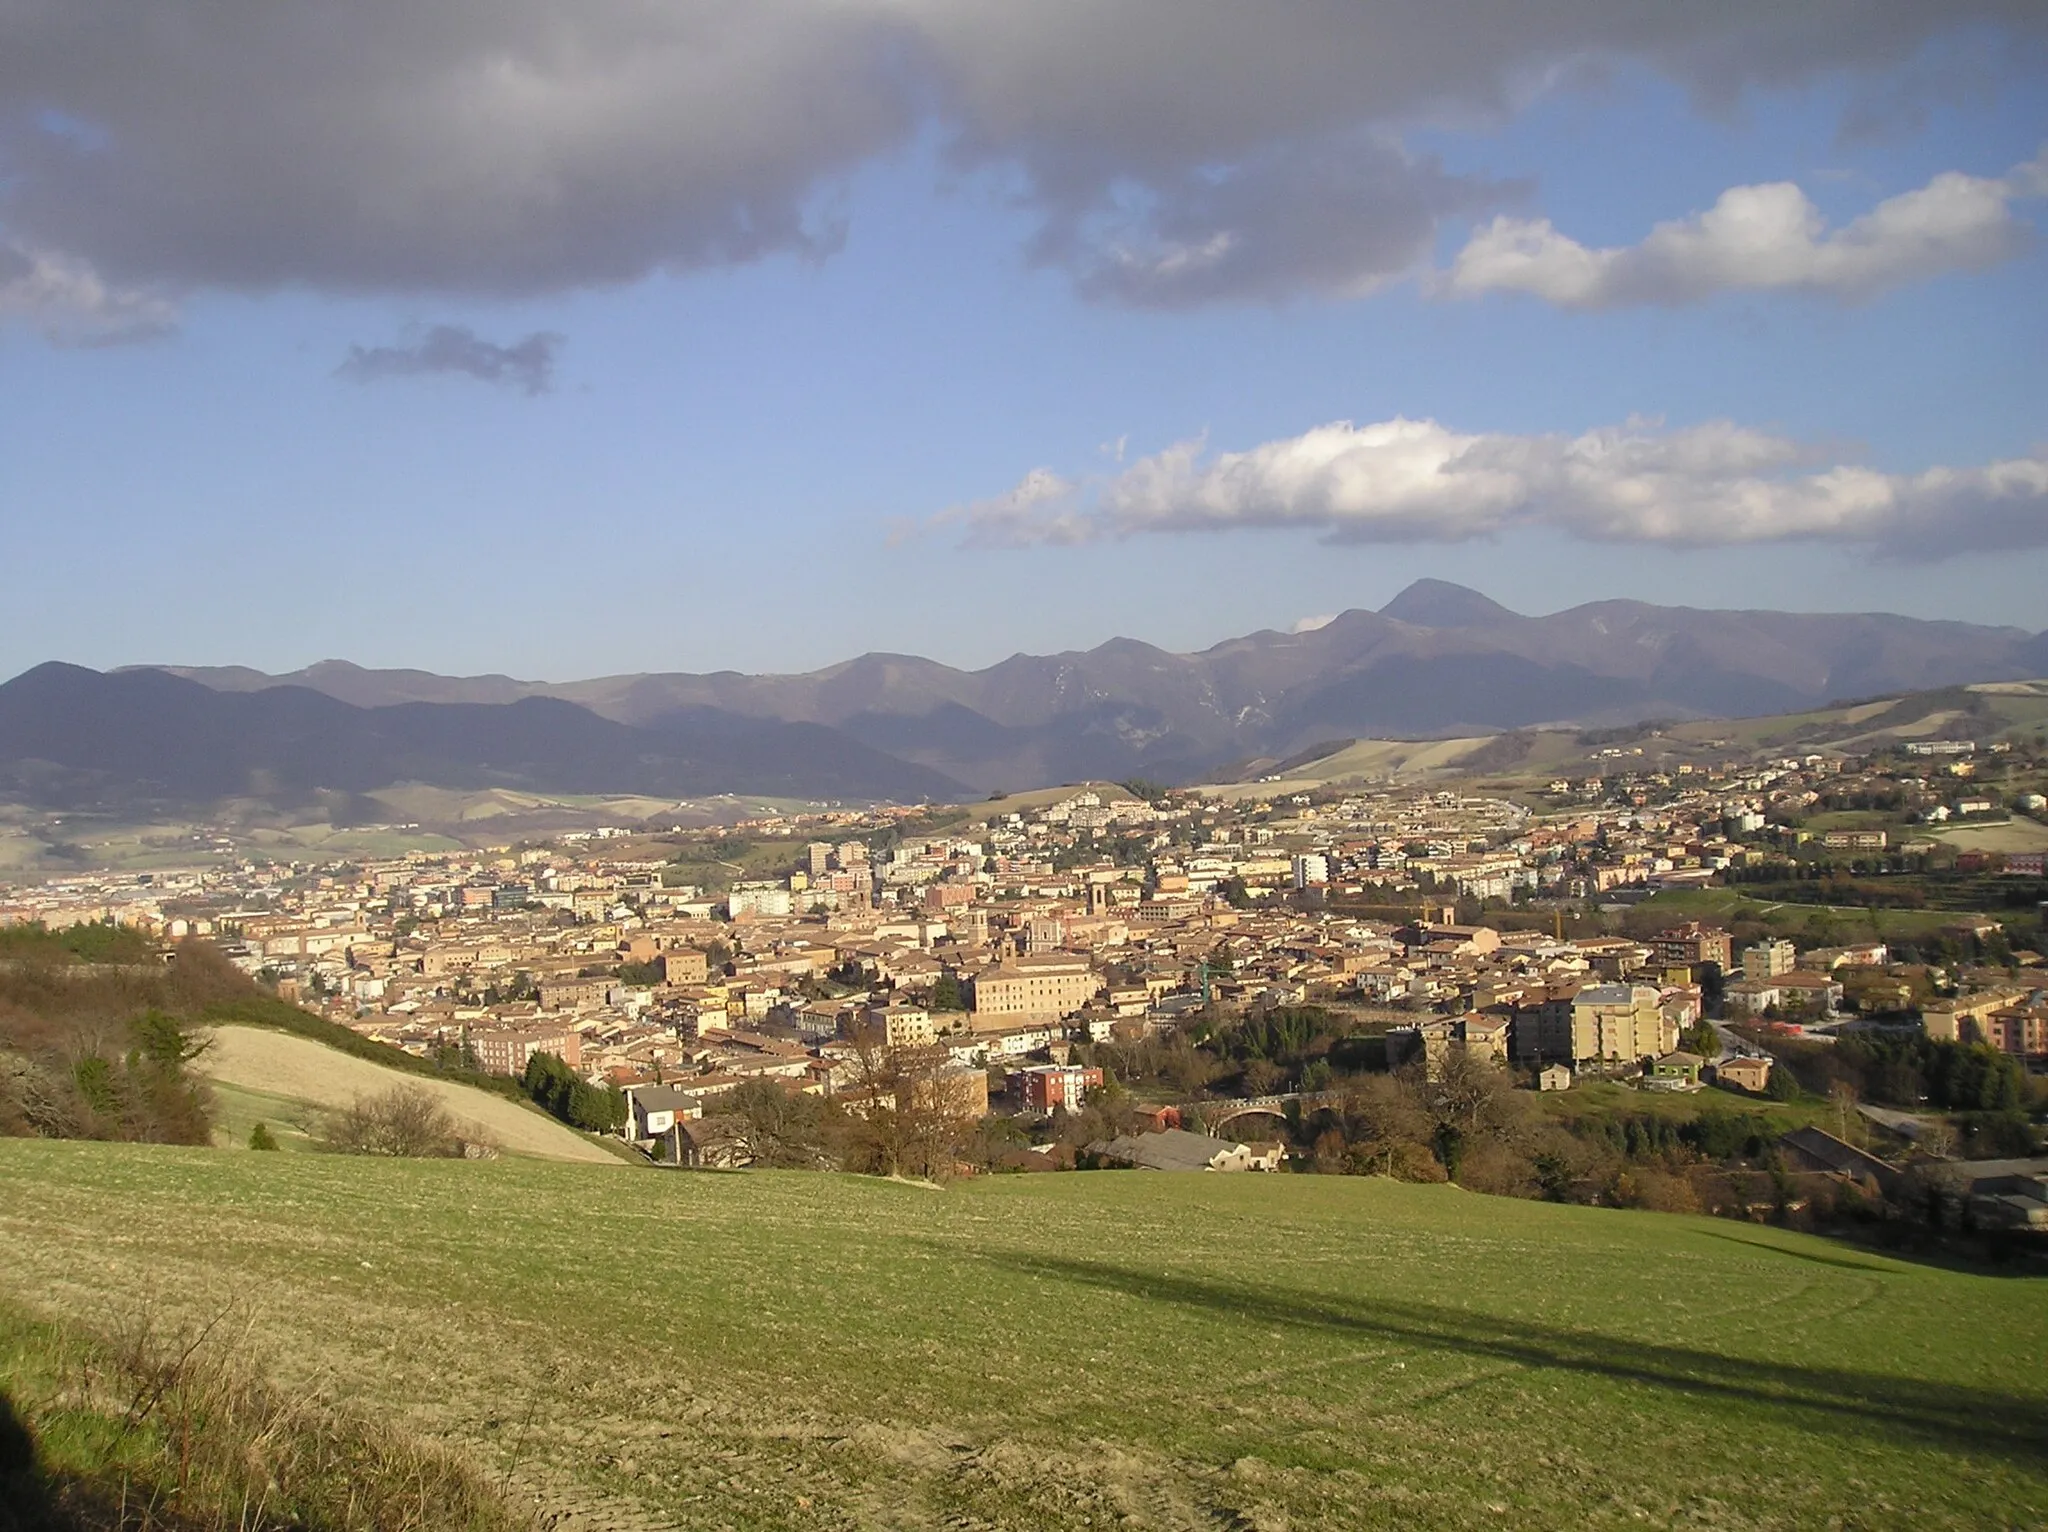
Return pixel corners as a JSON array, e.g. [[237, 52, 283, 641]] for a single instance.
[[0, 2, 2038, 310], [1442, 147, 2047, 307], [942, 417, 2048, 559]]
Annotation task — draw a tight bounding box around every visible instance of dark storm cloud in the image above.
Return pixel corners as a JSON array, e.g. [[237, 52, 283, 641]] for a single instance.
[[0, 2, 2040, 311], [1051, 141, 1515, 309], [336, 325, 562, 394]]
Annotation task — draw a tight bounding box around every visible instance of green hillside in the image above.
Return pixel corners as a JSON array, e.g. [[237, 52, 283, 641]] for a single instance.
[[1, 1145, 2042, 1530]]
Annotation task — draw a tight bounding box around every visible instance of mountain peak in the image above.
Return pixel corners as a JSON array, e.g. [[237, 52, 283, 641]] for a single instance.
[[1379, 579, 1520, 628]]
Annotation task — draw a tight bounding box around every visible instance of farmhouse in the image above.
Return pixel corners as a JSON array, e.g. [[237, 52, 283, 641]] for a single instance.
[[1711, 1055, 1773, 1093], [623, 1083, 698, 1146], [1643, 1051, 1705, 1091]]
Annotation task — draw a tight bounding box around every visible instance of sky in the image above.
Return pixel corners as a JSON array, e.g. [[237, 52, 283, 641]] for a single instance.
[[2, 3, 2045, 682]]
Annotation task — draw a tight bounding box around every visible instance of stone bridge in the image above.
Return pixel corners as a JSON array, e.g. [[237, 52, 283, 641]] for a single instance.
[[1190, 1091, 1345, 1137]]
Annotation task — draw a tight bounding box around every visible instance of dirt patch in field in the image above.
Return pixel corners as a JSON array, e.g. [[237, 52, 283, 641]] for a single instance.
[[195, 1025, 618, 1165]]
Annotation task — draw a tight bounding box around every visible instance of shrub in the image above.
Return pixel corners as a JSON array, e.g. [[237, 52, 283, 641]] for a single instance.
[[248, 1121, 280, 1151], [320, 1087, 489, 1158], [1609, 1168, 1702, 1213]]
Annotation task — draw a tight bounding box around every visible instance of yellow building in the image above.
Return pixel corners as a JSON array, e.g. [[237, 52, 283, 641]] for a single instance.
[[1568, 984, 1674, 1065], [969, 954, 1101, 1022]]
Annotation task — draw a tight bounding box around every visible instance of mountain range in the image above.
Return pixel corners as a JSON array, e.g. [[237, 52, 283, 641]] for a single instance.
[[2, 581, 2043, 812]]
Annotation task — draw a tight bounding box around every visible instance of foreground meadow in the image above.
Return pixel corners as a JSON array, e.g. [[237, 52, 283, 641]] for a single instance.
[[1, 1141, 2043, 1531]]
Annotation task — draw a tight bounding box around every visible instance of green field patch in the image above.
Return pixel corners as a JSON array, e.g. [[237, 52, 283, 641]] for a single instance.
[[0, 1143, 2042, 1530], [206, 1078, 326, 1152], [1935, 820, 2048, 854]]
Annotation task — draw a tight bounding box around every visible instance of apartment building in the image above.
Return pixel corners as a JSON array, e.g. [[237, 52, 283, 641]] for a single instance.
[[469, 1027, 582, 1077], [861, 1001, 936, 1048], [1015, 1063, 1103, 1113], [537, 976, 607, 1011], [1565, 984, 1674, 1065], [661, 947, 710, 984], [1741, 940, 1796, 982], [1651, 923, 1733, 975]]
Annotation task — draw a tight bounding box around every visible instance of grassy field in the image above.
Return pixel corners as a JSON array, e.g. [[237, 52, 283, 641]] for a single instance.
[[1634, 885, 2038, 945], [1935, 819, 2048, 854], [195, 1024, 617, 1164], [1, 1145, 2044, 1531], [1529, 1078, 1833, 1134]]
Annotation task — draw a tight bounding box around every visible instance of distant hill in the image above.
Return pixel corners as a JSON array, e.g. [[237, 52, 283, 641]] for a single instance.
[[1199, 678, 2048, 793], [0, 663, 966, 811], [142, 583, 2046, 792]]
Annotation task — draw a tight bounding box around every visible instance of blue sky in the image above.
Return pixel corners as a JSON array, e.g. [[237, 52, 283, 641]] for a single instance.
[[2, 7, 2044, 681]]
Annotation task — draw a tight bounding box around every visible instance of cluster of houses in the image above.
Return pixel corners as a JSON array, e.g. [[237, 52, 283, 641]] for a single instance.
[[6, 750, 2043, 1168]]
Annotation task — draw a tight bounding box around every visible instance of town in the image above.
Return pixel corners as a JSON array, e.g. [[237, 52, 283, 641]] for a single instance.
[[7, 732, 2044, 1223]]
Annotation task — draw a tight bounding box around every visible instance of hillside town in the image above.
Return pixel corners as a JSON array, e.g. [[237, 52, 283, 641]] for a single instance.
[[5, 737, 2045, 1180]]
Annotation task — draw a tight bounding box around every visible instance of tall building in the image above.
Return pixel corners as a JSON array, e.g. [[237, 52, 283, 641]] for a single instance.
[[1742, 940, 1796, 982], [1292, 854, 1330, 889], [1566, 985, 1674, 1065], [807, 841, 834, 878], [1652, 923, 1733, 975]]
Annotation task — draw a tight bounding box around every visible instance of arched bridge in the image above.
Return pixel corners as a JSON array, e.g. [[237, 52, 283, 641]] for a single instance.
[[1190, 1091, 1345, 1137]]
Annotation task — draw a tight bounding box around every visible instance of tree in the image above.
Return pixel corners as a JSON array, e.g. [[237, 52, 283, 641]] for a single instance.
[[725, 1079, 831, 1168], [1917, 1119, 1957, 1160], [1678, 1021, 1719, 1058], [322, 1087, 473, 1157], [1327, 1075, 1440, 1181], [521, 1052, 625, 1133], [1241, 1058, 1284, 1096], [835, 1021, 978, 1181], [1828, 1079, 1861, 1143], [248, 1121, 280, 1151]]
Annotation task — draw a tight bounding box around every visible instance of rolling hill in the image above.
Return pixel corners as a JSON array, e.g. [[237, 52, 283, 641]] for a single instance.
[[1200, 679, 2048, 792], [198, 1024, 617, 1164]]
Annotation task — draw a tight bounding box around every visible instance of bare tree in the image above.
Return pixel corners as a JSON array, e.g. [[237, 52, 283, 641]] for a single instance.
[[1828, 1079, 1861, 1144], [835, 1021, 976, 1180], [322, 1086, 471, 1157], [725, 1078, 832, 1168]]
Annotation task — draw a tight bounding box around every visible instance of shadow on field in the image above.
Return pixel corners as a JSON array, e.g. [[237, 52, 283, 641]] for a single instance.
[[964, 1249, 2048, 1468], [1687, 1229, 1905, 1273], [0, 1387, 98, 1532]]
